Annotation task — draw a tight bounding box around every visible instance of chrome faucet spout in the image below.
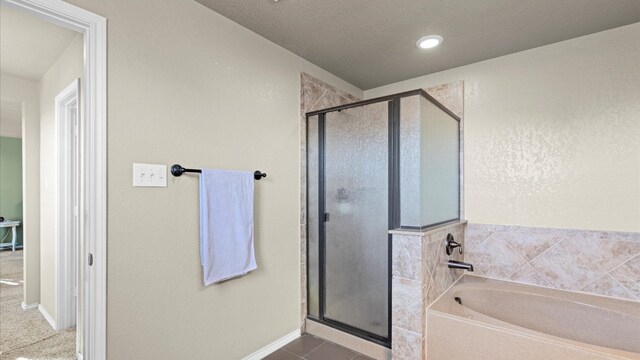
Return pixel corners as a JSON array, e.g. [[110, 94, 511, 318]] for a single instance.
[[447, 260, 474, 272]]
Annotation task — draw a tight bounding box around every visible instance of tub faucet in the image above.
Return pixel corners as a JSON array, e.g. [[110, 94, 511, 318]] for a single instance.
[[445, 233, 463, 255], [448, 260, 474, 272]]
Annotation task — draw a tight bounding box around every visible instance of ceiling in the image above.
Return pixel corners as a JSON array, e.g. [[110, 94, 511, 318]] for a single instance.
[[196, 0, 640, 90], [0, 4, 78, 81]]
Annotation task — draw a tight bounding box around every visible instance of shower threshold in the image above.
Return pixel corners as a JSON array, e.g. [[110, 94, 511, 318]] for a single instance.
[[305, 318, 392, 360]]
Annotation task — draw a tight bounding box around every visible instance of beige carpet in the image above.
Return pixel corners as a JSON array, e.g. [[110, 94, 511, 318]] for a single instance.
[[0, 250, 76, 360]]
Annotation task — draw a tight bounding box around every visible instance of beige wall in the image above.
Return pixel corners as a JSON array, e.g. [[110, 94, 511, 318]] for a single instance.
[[0, 73, 41, 306], [365, 23, 640, 233], [61, 0, 361, 359], [38, 34, 84, 319]]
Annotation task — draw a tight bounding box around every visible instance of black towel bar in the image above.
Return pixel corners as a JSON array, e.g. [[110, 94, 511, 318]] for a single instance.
[[170, 164, 266, 180]]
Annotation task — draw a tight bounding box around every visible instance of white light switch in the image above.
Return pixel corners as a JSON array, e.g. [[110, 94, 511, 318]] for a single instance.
[[133, 163, 167, 187]]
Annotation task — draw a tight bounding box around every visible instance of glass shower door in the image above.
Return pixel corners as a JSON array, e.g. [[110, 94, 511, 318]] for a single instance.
[[322, 101, 390, 340]]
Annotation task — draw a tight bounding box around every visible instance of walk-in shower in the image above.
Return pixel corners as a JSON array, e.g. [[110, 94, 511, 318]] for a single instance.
[[306, 90, 461, 347]]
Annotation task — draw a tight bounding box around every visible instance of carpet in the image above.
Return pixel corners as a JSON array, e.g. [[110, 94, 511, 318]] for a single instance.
[[0, 250, 76, 360]]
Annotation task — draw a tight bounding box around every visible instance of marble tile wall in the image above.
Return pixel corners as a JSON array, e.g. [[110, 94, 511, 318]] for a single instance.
[[391, 221, 467, 360], [466, 223, 640, 301], [299, 73, 361, 331]]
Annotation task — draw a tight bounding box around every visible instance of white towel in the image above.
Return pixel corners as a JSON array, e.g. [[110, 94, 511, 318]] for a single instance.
[[200, 169, 257, 285]]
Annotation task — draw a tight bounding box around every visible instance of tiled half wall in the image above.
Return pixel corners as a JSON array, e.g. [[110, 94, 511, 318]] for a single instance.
[[466, 223, 640, 301], [391, 221, 467, 360]]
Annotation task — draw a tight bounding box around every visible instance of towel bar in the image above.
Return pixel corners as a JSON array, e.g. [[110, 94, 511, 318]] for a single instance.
[[170, 164, 267, 180]]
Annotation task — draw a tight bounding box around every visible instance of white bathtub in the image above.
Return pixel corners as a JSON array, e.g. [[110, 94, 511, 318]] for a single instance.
[[427, 276, 640, 360]]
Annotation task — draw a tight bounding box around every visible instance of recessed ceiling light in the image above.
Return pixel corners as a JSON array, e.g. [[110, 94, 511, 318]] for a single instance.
[[416, 35, 443, 49]]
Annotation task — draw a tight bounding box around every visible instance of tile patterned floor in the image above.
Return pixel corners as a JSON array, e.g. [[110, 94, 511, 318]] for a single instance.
[[264, 334, 375, 360]]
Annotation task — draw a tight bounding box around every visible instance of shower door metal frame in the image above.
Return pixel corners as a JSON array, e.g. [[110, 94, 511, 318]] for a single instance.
[[306, 95, 403, 348]]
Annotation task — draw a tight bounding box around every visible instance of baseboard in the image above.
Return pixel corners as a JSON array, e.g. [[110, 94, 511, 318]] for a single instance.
[[242, 329, 300, 360], [21, 302, 39, 310], [38, 305, 57, 330]]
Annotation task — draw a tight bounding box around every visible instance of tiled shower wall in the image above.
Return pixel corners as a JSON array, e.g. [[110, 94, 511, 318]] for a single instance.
[[466, 223, 640, 301]]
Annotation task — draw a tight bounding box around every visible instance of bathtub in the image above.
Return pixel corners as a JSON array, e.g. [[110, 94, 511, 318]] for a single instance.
[[426, 276, 640, 360]]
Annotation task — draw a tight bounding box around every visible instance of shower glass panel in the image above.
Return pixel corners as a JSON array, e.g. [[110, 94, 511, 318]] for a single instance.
[[399, 96, 422, 226], [399, 95, 460, 228], [421, 100, 459, 225], [323, 102, 390, 339]]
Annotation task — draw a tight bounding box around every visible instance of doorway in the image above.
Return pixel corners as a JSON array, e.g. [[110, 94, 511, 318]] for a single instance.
[[0, 0, 106, 358]]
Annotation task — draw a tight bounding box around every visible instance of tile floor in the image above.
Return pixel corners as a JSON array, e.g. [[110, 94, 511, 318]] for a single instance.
[[264, 334, 375, 360]]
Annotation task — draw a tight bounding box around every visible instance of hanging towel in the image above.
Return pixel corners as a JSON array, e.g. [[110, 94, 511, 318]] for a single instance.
[[200, 169, 257, 285]]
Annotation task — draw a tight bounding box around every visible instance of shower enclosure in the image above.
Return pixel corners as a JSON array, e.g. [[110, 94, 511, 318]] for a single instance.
[[306, 89, 460, 347]]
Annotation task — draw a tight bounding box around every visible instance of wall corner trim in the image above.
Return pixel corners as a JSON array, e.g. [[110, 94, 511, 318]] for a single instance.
[[38, 304, 57, 330], [242, 329, 301, 360]]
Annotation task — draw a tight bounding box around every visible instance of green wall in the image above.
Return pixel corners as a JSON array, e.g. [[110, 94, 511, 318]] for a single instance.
[[0, 136, 23, 246]]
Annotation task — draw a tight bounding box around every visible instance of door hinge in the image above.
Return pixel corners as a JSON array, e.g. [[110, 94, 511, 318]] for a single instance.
[[324, 212, 330, 222], [88, 253, 93, 266]]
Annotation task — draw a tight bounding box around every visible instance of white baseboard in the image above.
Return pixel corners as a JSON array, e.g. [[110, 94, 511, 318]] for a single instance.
[[242, 329, 300, 360], [21, 302, 39, 310], [38, 305, 57, 330]]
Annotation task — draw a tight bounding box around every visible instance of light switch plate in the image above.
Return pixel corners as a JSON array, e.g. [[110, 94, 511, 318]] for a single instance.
[[133, 163, 167, 187]]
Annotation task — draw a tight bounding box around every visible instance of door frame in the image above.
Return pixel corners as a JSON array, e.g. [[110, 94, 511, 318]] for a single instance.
[[1, 1, 107, 359], [55, 79, 80, 331]]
